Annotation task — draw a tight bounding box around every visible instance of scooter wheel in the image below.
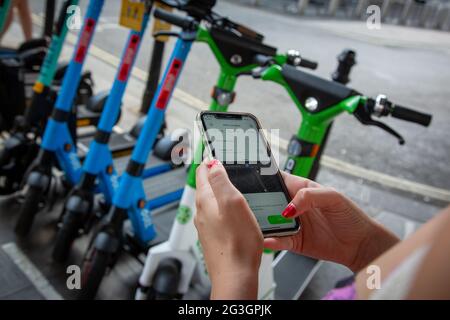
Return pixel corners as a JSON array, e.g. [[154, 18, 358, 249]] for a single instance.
[[52, 211, 81, 263], [152, 258, 182, 300], [14, 186, 42, 237], [78, 249, 110, 300]]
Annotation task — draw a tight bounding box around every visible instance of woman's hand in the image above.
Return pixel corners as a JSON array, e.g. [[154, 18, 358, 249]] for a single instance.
[[264, 172, 399, 272], [195, 159, 263, 299]]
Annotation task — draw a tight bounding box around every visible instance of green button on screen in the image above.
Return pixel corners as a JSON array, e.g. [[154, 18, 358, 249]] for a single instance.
[[267, 215, 293, 225]]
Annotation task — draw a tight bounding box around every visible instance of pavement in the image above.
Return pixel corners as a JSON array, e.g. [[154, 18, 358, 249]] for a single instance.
[[0, 0, 448, 300]]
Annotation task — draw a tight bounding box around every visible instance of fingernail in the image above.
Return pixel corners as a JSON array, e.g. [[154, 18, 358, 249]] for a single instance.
[[281, 203, 296, 218], [207, 159, 220, 169]]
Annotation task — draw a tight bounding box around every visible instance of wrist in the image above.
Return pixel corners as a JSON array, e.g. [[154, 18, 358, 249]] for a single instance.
[[210, 269, 259, 300], [349, 222, 400, 272]]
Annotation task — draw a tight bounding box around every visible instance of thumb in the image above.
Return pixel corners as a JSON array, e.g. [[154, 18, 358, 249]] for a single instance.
[[207, 159, 240, 207], [281, 187, 341, 219], [263, 236, 297, 251]]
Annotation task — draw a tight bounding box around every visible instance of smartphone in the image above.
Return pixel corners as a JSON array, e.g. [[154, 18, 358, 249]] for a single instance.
[[197, 111, 300, 237]]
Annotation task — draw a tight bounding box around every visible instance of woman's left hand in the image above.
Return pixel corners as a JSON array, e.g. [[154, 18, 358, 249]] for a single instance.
[[195, 159, 263, 299]]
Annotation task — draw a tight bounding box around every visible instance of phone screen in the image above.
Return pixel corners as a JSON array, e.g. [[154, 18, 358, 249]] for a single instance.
[[200, 112, 300, 235]]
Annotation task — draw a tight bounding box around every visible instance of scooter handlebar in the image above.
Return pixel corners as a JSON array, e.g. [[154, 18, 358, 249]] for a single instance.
[[298, 58, 318, 70], [286, 50, 318, 70], [253, 53, 318, 70], [153, 8, 196, 29], [391, 105, 432, 127]]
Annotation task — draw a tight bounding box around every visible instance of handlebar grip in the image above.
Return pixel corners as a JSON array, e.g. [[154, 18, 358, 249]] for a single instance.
[[391, 105, 432, 127], [299, 58, 318, 70], [153, 8, 194, 29]]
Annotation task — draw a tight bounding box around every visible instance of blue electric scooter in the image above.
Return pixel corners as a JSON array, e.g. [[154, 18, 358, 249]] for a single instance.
[[0, 0, 105, 195], [14, 0, 107, 236], [77, 3, 216, 299], [51, 0, 185, 263]]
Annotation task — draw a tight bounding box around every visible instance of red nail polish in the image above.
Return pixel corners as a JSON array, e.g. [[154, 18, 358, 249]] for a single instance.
[[207, 159, 220, 169], [281, 203, 296, 218]]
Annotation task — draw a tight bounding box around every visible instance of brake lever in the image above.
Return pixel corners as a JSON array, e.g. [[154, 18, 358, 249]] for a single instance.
[[354, 102, 405, 145]]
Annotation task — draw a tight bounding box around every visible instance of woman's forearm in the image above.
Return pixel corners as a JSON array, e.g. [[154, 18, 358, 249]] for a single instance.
[[350, 222, 400, 272], [355, 207, 450, 299], [210, 271, 258, 300], [406, 208, 450, 299]]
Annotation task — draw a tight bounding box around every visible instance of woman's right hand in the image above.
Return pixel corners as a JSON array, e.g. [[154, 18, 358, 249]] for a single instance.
[[264, 173, 399, 272]]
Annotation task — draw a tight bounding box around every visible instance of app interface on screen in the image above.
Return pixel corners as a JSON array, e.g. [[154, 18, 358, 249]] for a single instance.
[[202, 114, 297, 232]]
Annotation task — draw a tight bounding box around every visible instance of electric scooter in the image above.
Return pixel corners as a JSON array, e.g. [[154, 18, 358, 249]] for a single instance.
[[14, 0, 107, 236], [51, 0, 184, 263], [140, 2, 172, 114], [0, 0, 105, 195], [0, 0, 60, 118], [13, 0, 182, 239], [77, 0, 221, 300], [78, 2, 321, 300], [131, 10, 317, 301], [256, 52, 432, 299], [135, 22, 432, 302]]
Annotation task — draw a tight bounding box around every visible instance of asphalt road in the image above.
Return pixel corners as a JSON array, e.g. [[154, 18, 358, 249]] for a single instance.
[[27, 0, 450, 192]]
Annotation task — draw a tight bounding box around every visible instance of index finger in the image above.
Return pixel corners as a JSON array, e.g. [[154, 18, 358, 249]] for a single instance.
[[281, 171, 321, 198], [196, 161, 214, 197]]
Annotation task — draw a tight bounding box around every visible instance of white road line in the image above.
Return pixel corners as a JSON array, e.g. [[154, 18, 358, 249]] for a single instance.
[[2, 242, 63, 300], [30, 14, 450, 203]]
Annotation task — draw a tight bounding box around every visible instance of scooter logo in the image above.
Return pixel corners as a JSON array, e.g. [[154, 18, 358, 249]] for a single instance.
[[110, 173, 119, 190], [66, 5, 82, 31], [69, 151, 82, 171], [74, 18, 96, 63], [156, 59, 183, 110], [140, 208, 153, 229], [118, 34, 140, 81], [176, 205, 192, 224]]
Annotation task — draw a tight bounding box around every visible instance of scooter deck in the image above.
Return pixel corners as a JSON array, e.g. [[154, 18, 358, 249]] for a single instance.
[[76, 131, 136, 160], [273, 252, 321, 300], [142, 165, 186, 200], [142, 166, 187, 245]]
